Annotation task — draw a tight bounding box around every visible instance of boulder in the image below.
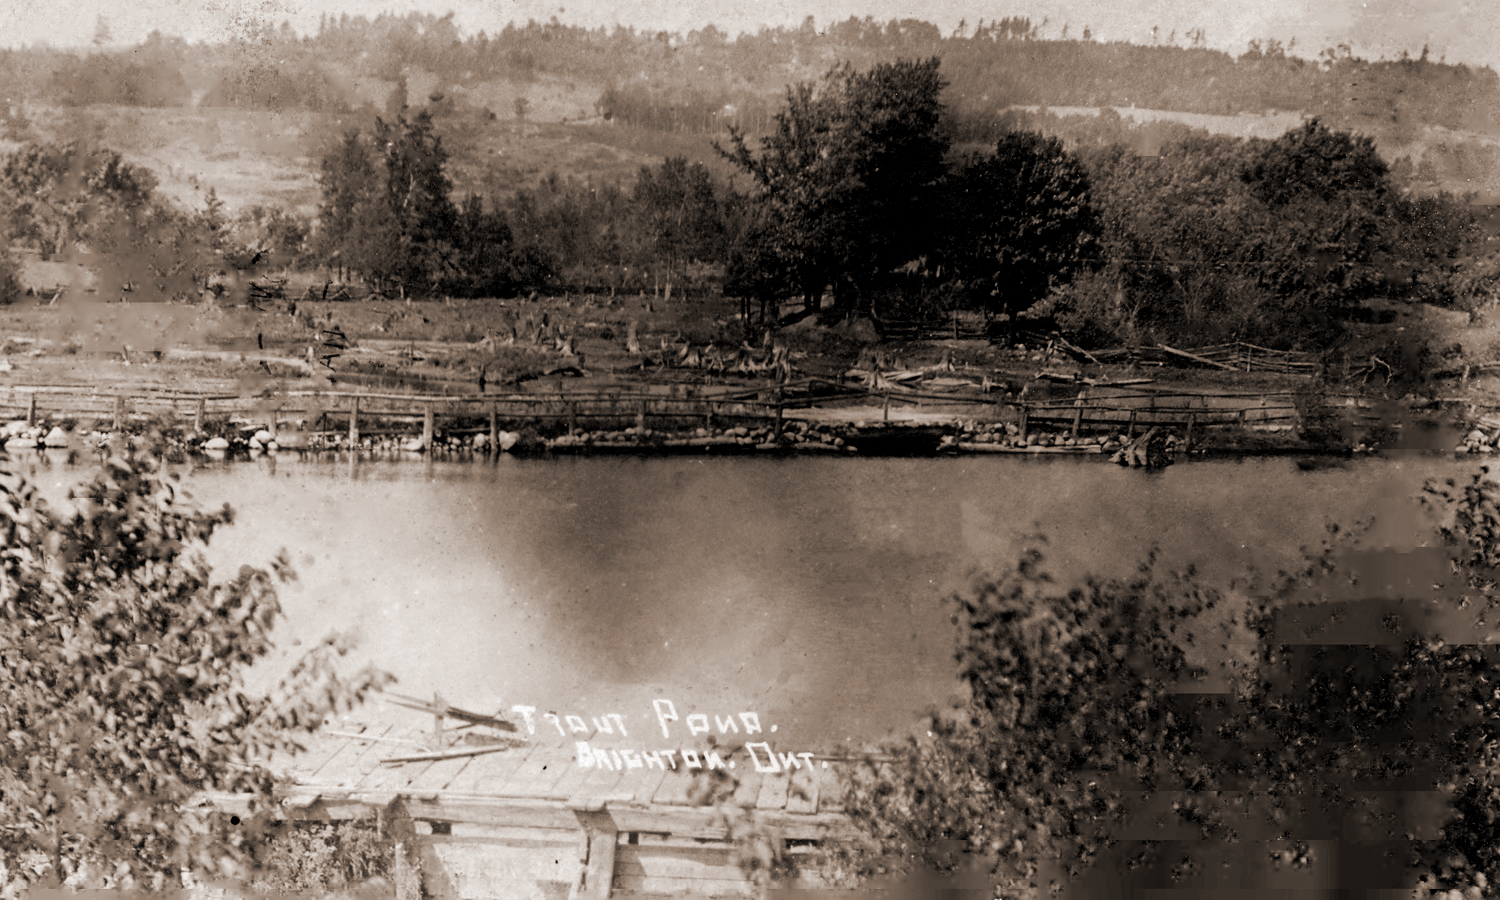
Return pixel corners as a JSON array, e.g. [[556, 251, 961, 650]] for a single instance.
[[253, 429, 275, 444], [43, 427, 69, 448], [204, 437, 231, 450]]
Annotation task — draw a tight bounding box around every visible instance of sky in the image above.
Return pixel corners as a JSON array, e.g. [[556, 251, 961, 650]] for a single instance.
[[0, 0, 1496, 71]]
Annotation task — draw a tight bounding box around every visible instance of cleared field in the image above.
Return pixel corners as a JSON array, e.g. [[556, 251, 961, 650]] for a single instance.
[[1008, 104, 1309, 140], [9, 92, 685, 218]]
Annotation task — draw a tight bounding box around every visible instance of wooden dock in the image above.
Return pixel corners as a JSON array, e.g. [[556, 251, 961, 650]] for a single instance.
[[200, 716, 861, 900]]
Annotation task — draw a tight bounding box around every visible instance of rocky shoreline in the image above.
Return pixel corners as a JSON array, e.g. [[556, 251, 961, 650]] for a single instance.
[[0, 412, 1399, 465]]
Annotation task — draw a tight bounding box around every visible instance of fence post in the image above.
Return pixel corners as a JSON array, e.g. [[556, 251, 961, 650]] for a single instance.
[[113, 396, 126, 432], [349, 395, 360, 448], [1019, 404, 1029, 441], [26, 393, 36, 427], [1127, 409, 1138, 439], [194, 397, 205, 433], [883, 392, 890, 424], [1185, 412, 1196, 451], [490, 403, 498, 452], [1071, 390, 1086, 440], [568, 401, 577, 436], [706, 401, 714, 432], [637, 399, 647, 433], [774, 391, 784, 440], [422, 405, 435, 451]]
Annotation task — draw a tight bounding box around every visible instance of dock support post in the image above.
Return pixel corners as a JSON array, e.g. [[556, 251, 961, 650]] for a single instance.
[[194, 397, 205, 433], [489, 404, 498, 453], [569, 806, 618, 900], [26, 393, 36, 427], [1071, 390, 1086, 440], [349, 395, 360, 448], [422, 405, 435, 451]]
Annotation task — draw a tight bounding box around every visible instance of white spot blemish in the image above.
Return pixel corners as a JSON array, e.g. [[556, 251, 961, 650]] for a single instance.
[[770, 725, 777, 732]]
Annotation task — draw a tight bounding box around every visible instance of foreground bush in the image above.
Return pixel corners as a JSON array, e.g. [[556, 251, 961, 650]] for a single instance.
[[0, 438, 393, 893], [828, 467, 1500, 898]]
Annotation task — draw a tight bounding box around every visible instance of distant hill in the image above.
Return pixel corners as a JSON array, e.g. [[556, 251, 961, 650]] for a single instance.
[[5, 13, 1499, 214]]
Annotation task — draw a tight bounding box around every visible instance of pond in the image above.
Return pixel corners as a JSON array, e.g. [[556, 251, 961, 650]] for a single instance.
[[15, 450, 1479, 749]]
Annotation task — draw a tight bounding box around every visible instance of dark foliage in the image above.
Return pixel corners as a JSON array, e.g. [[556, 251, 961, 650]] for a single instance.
[[938, 133, 1100, 319], [837, 469, 1500, 899]]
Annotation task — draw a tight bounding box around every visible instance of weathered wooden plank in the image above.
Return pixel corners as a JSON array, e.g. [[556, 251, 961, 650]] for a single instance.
[[444, 740, 541, 795], [567, 749, 631, 804], [812, 763, 845, 813], [494, 743, 574, 798], [784, 764, 818, 815], [407, 753, 477, 798], [754, 770, 790, 811], [728, 767, 765, 808], [650, 760, 699, 807], [612, 844, 742, 882], [612, 874, 751, 898], [616, 757, 672, 806]]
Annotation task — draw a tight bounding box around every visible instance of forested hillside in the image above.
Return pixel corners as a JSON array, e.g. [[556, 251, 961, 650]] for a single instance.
[[3, 13, 1498, 146]]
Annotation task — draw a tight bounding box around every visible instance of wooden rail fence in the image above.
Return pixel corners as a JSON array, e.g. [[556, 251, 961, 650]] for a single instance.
[[0, 382, 1385, 450]]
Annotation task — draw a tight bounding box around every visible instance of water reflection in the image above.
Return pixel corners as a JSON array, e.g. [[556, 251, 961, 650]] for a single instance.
[[16, 451, 1470, 747]]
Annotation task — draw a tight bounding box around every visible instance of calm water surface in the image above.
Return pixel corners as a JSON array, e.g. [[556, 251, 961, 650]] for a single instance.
[[20, 451, 1477, 749]]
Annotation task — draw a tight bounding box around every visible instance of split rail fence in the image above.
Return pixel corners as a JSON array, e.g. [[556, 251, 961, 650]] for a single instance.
[[0, 380, 1385, 449]]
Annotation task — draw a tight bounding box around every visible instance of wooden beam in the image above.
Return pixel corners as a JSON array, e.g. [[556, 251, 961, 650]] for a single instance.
[[1157, 344, 1236, 371], [570, 808, 618, 900]]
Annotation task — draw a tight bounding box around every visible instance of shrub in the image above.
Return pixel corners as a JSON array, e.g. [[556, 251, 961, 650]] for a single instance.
[[0, 245, 21, 306], [247, 815, 393, 896]]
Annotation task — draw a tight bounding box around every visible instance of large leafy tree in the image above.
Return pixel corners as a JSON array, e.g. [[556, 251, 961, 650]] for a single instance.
[[1, 141, 156, 260], [314, 112, 461, 293], [718, 58, 949, 317], [631, 156, 726, 292], [373, 111, 458, 289], [1239, 118, 1394, 302], [939, 133, 1099, 322], [0, 443, 392, 893]]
